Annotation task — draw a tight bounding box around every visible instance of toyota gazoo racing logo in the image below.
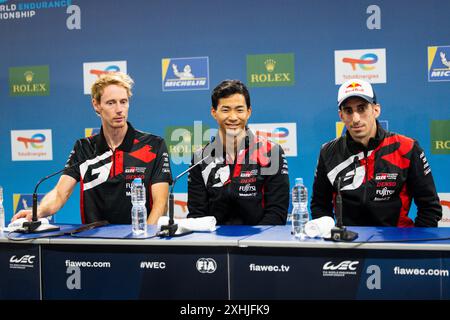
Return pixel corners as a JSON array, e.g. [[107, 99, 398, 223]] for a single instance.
[[196, 258, 217, 273], [125, 166, 146, 174], [322, 260, 359, 277], [240, 169, 258, 178], [375, 173, 398, 181], [9, 255, 36, 269]]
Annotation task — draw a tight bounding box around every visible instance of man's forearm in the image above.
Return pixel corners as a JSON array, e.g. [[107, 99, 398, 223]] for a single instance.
[[147, 202, 168, 225], [37, 188, 69, 218]]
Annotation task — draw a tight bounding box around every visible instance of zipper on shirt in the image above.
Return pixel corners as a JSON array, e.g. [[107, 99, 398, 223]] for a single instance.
[[111, 148, 116, 177]]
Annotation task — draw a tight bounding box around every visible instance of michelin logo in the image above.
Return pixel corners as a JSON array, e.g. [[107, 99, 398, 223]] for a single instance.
[[428, 45, 450, 82], [162, 57, 209, 91]]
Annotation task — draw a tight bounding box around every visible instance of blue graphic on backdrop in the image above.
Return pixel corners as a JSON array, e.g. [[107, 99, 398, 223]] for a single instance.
[[1, 1, 449, 224], [162, 57, 209, 91], [428, 45, 450, 82]]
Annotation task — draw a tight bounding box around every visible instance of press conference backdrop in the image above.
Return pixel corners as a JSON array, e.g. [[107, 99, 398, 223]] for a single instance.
[[1, 0, 449, 225]]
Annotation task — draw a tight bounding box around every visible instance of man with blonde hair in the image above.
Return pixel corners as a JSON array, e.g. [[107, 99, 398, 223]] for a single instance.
[[13, 72, 172, 225]]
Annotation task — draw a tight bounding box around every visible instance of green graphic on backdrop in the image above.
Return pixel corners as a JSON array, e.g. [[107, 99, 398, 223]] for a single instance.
[[431, 120, 450, 154], [9, 65, 50, 96], [165, 123, 212, 164], [247, 53, 295, 87]]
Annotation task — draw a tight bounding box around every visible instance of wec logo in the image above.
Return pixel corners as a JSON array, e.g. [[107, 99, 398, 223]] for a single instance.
[[10, 255, 35, 264], [323, 261, 359, 271]]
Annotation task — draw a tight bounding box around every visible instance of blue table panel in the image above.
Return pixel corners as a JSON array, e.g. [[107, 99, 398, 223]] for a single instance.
[[239, 225, 450, 246], [42, 244, 228, 300], [229, 247, 444, 300], [0, 242, 40, 300], [3, 224, 450, 300]]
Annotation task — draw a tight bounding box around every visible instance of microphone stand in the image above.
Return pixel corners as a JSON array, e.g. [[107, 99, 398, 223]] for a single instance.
[[17, 167, 66, 234], [329, 175, 358, 241], [159, 154, 211, 237]]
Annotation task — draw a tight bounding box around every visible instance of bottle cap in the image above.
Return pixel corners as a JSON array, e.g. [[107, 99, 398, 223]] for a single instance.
[[132, 178, 143, 184], [295, 177, 303, 185]]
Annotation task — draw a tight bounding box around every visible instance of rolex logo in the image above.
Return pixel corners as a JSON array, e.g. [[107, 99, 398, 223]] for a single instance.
[[247, 53, 294, 87], [24, 71, 34, 83], [9, 65, 50, 96], [264, 59, 276, 72]]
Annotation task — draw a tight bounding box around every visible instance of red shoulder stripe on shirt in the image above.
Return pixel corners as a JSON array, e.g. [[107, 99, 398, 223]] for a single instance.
[[129, 145, 157, 163]]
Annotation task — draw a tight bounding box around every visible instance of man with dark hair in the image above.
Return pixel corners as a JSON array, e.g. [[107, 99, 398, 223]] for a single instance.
[[12, 72, 172, 225], [187, 79, 289, 225], [311, 79, 442, 227]]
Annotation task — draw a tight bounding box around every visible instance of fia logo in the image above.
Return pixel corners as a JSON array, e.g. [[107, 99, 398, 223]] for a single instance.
[[196, 258, 217, 274]]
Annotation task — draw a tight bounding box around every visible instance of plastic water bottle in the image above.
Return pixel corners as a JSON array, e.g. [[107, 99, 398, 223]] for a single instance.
[[131, 178, 147, 235], [0, 186, 5, 232], [291, 178, 309, 239]]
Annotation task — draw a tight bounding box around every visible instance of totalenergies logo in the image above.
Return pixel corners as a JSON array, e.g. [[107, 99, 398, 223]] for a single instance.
[[173, 193, 188, 219], [438, 194, 450, 227], [343, 53, 378, 71], [89, 65, 120, 77], [17, 133, 45, 149], [441, 200, 450, 210], [256, 127, 289, 144], [175, 199, 188, 213], [83, 61, 127, 94]]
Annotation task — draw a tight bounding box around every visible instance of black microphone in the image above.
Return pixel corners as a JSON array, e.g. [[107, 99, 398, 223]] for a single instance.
[[17, 160, 81, 234], [159, 153, 212, 237], [329, 157, 359, 241]]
